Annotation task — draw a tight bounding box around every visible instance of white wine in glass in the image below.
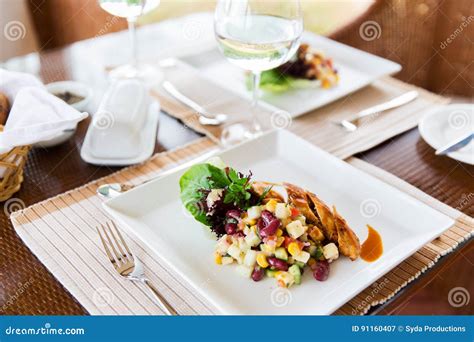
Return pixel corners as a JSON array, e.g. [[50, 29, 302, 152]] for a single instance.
[[215, 0, 303, 145], [98, 0, 161, 80]]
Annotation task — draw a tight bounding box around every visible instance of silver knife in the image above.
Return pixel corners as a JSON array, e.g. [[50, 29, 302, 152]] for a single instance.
[[435, 132, 473, 155]]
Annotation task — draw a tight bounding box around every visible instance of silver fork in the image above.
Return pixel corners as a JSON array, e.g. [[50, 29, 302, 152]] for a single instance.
[[337, 90, 419, 132], [97, 221, 178, 315]]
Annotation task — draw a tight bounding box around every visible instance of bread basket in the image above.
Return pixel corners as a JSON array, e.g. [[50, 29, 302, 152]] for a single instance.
[[0, 126, 30, 201]]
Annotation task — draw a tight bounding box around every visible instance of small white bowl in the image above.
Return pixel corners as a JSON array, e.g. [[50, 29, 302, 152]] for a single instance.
[[46, 81, 93, 112], [35, 81, 92, 148]]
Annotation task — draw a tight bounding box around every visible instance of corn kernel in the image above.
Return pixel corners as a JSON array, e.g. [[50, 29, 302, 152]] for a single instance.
[[276, 236, 285, 247], [277, 279, 286, 288], [288, 242, 301, 256], [276, 229, 283, 237], [265, 199, 278, 213], [214, 253, 222, 265], [256, 253, 269, 268]]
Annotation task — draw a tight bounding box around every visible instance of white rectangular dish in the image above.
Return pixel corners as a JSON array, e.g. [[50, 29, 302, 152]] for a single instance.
[[179, 32, 401, 118], [103, 130, 453, 315]]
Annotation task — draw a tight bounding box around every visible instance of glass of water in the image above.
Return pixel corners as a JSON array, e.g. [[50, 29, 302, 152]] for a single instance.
[[215, 0, 303, 145], [99, 0, 161, 80]]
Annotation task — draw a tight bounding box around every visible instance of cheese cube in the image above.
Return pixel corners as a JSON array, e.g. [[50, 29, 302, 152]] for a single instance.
[[227, 244, 241, 260], [286, 220, 306, 239], [244, 231, 261, 247], [293, 250, 310, 263], [236, 265, 253, 278], [244, 250, 257, 267], [222, 257, 234, 265], [247, 206, 262, 220], [275, 203, 291, 219], [323, 243, 339, 262]]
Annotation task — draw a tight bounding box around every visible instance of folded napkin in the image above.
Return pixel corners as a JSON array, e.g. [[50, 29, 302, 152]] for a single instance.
[[0, 69, 88, 155]]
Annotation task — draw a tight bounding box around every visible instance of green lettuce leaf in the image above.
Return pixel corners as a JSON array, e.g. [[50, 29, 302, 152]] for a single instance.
[[246, 69, 317, 93], [179, 163, 230, 225]]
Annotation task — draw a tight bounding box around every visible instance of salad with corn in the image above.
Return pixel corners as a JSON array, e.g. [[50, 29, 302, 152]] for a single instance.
[[180, 158, 360, 288]]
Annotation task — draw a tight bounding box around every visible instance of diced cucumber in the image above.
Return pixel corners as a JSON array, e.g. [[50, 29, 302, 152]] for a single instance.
[[265, 269, 278, 278], [289, 264, 301, 285], [308, 245, 317, 257], [295, 261, 305, 269], [275, 247, 288, 261]]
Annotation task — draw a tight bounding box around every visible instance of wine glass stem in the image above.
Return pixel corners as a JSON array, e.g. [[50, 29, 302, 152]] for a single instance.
[[127, 17, 138, 68], [251, 71, 262, 133]]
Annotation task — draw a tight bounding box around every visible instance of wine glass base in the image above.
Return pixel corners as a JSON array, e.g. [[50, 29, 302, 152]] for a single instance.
[[220, 122, 262, 146], [108, 63, 163, 85]]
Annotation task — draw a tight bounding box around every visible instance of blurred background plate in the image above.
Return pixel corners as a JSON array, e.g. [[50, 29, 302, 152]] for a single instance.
[[419, 104, 474, 165]]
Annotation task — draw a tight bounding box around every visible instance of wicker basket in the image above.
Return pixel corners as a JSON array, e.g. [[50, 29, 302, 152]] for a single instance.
[[0, 126, 30, 201]]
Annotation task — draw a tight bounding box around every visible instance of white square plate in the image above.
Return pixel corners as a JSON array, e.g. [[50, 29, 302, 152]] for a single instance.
[[179, 32, 401, 118], [103, 130, 453, 315]]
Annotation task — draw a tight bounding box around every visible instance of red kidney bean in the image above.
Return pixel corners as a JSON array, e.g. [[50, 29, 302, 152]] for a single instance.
[[225, 222, 237, 235], [261, 210, 275, 224], [259, 219, 281, 237], [267, 257, 288, 271], [251, 267, 264, 282], [226, 209, 242, 220], [312, 260, 330, 281]]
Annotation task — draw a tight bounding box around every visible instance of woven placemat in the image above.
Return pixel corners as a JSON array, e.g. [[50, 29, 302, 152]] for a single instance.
[[10, 136, 473, 315]]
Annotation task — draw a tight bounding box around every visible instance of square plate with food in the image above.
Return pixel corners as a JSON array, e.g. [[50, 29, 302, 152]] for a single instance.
[[179, 32, 401, 118], [103, 130, 453, 314]]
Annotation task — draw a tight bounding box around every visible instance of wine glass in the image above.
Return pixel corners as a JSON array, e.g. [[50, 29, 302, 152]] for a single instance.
[[214, 0, 303, 145], [98, 0, 161, 80]]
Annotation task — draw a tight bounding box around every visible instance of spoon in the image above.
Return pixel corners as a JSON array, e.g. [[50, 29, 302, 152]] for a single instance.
[[162, 81, 227, 126]]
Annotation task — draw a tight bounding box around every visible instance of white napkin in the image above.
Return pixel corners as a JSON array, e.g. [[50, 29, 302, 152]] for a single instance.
[[0, 69, 89, 155]]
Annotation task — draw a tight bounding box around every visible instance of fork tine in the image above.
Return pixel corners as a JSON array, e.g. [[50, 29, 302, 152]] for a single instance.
[[96, 225, 118, 267], [101, 222, 124, 263], [109, 221, 132, 257], [106, 221, 130, 260]]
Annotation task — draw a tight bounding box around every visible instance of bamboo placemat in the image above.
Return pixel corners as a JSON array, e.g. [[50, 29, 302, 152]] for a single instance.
[[152, 61, 449, 159], [10, 136, 473, 315]]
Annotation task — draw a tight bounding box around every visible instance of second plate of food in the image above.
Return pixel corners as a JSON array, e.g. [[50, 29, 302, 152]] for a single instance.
[[103, 130, 453, 314], [179, 32, 401, 117]]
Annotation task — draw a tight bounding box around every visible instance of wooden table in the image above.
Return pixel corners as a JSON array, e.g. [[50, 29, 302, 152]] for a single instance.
[[1, 40, 472, 316]]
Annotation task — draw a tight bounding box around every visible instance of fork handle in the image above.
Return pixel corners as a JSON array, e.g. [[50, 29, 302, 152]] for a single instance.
[[143, 279, 178, 315]]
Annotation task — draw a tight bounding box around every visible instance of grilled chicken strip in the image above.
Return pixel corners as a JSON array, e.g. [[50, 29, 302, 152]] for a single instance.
[[333, 206, 361, 260], [283, 183, 319, 224], [307, 192, 338, 242]]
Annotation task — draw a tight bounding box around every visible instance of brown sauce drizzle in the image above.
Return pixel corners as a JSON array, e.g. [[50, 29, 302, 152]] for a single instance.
[[361, 225, 383, 262]]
